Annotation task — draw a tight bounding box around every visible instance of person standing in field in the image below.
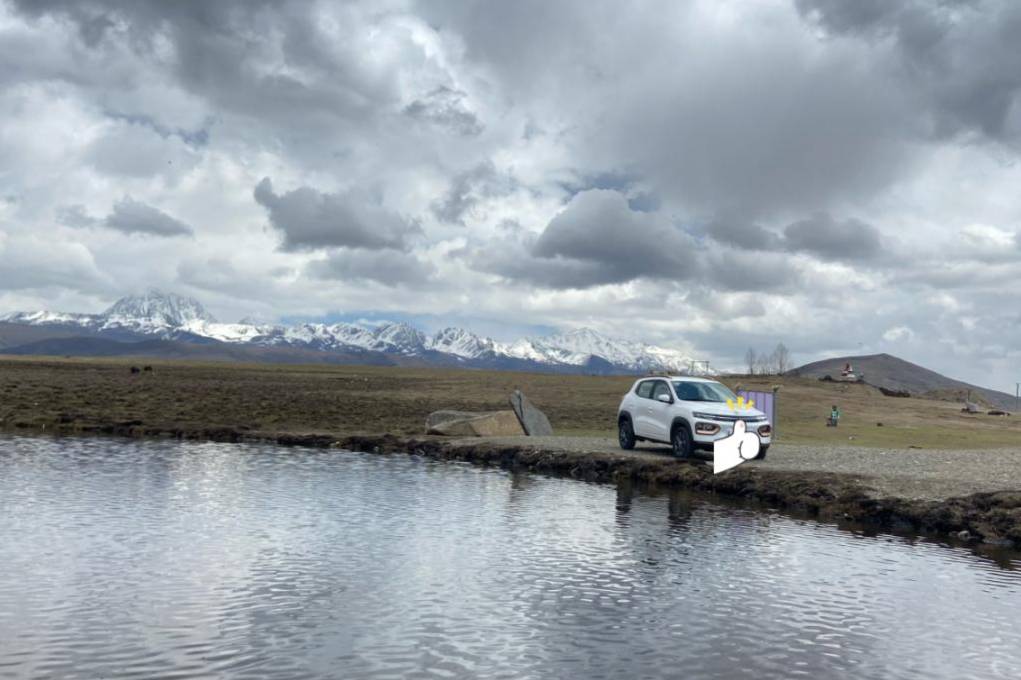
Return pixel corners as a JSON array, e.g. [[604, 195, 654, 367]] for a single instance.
[[829, 405, 841, 427]]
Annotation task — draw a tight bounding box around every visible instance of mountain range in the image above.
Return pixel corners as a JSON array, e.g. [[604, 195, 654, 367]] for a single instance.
[[0, 289, 701, 375]]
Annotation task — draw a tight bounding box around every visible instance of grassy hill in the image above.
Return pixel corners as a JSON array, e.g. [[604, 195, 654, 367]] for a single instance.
[[732, 374, 1020, 449], [787, 353, 1017, 411]]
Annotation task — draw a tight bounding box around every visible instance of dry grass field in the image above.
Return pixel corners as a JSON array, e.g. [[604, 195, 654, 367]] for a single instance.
[[1, 355, 1019, 449]]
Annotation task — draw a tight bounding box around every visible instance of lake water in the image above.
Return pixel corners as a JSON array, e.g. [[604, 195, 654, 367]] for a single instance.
[[1, 435, 1019, 680]]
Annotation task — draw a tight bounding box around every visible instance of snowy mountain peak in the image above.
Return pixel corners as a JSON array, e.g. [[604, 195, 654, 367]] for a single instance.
[[104, 289, 217, 326], [2, 291, 703, 374], [0, 310, 97, 326], [504, 326, 698, 372], [372, 322, 427, 354], [427, 327, 495, 358]]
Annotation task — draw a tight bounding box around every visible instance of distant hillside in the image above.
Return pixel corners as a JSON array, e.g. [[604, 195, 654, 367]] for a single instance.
[[0, 335, 397, 366], [0, 322, 127, 349], [788, 353, 1016, 411]]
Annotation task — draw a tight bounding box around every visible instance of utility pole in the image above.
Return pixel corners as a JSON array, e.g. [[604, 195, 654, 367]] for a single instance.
[[1016, 383, 1019, 414]]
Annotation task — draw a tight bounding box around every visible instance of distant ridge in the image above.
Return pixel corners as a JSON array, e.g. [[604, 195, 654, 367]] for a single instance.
[[788, 353, 1016, 411], [0, 290, 703, 375]]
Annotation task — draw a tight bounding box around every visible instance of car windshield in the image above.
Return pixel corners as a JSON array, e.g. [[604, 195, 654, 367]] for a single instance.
[[671, 380, 737, 403]]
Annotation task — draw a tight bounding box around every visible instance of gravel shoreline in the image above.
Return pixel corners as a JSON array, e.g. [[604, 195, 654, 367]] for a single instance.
[[471, 436, 1021, 501]]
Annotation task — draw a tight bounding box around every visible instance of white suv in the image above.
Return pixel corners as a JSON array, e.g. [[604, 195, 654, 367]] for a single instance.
[[617, 376, 772, 459]]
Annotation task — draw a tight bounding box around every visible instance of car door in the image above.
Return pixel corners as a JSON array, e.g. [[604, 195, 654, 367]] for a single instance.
[[632, 380, 655, 437], [645, 380, 674, 442]]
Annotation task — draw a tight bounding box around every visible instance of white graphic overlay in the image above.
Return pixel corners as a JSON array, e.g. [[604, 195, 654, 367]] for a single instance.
[[713, 420, 760, 474]]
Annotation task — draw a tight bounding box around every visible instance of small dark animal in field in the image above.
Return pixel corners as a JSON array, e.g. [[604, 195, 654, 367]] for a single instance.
[[130, 366, 141, 375], [143, 365, 153, 373], [987, 410, 1010, 416], [877, 422, 883, 427], [819, 375, 833, 382]]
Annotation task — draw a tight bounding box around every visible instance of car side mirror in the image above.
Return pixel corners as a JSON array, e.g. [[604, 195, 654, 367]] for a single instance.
[[657, 394, 672, 404]]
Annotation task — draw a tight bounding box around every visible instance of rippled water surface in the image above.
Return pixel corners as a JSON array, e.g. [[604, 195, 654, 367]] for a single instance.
[[1, 436, 1020, 679]]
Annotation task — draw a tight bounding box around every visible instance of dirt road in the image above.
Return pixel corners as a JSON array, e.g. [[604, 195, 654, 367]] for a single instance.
[[464, 436, 1021, 500]]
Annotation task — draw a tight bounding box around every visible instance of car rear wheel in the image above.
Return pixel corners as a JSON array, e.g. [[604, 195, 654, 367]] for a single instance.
[[755, 444, 769, 461], [671, 423, 693, 459], [618, 417, 636, 450]]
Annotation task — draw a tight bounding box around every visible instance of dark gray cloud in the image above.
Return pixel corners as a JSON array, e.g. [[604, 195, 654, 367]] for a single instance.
[[703, 251, 802, 292], [795, 0, 907, 35], [421, 2, 916, 217], [56, 205, 100, 230], [797, 0, 1021, 142], [431, 162, 516, 225], [475, 189, 697, 288], [404, 86, 483, 137], [306, 250, 435, 288], [8, 0, 408, 164], [783, 213, 882, 261], [532, 190, 696, 279], [60, 199, 193, 237], [105, 198, 194, 237], [479, 242, 625, 289], [254, 178, 419, 252], [705, 218, 784, 250]]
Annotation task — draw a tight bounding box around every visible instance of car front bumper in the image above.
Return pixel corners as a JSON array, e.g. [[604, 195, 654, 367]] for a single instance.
[[692, 419, 772, 447]]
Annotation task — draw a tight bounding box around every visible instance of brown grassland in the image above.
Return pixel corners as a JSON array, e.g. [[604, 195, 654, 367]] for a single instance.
[[2, 355, 1020, 449]]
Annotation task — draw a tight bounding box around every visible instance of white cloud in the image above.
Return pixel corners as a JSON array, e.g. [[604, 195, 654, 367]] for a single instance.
[[882, 326, 915, 343]]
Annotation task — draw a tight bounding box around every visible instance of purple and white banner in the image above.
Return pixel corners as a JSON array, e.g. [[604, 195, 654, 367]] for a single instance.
[[738, 390, 777, 438]]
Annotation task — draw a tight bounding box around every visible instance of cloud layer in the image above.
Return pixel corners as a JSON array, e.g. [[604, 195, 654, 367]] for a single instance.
[[2, 0, 1021, 390]]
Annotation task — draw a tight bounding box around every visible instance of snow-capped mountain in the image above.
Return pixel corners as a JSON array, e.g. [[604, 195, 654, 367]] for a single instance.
[[1, 289, 219, 337], [1, 291, 704, 374], [427, 327, 499, 359], [500, 328, 695, 371], [0, 310, 96, 327], [105, 289, 216, 328]]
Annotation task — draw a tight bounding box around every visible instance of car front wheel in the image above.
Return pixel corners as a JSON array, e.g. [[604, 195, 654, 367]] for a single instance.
[[618, 417, 636, 450], [755, 444, 769, 460], [671, 423, 693, 459]]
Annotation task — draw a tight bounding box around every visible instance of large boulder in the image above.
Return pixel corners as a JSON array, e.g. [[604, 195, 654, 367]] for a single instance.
[[510, 389, 554, 436], [426, 410, 525, 437], [426, 410, 476, 430]]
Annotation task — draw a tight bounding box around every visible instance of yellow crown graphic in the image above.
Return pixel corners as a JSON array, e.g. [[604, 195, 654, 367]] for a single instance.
[[726, 395, 755, 411]]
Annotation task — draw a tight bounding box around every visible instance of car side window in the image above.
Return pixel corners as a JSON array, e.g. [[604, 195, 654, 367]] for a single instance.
[[652, 381, 671, 401], [636, 381, 654, 399]]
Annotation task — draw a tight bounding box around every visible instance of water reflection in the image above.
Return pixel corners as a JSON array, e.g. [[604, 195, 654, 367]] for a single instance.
[[0, 435, 1019, 680]]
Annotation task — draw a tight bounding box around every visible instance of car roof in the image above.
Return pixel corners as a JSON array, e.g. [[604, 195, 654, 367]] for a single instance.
[[634, 376, 719, 383]]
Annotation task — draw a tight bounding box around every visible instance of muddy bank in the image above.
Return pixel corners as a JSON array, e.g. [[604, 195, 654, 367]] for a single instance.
[[6, 417, 1020, 548], [338, 435, 1021, 548]]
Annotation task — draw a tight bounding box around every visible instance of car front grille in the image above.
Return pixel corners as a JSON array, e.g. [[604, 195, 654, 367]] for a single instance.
[[699, 414, 767, 423]]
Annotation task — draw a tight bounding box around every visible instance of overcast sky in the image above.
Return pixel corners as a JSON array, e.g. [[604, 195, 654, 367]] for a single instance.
[[2, 0, 1021, 389]]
